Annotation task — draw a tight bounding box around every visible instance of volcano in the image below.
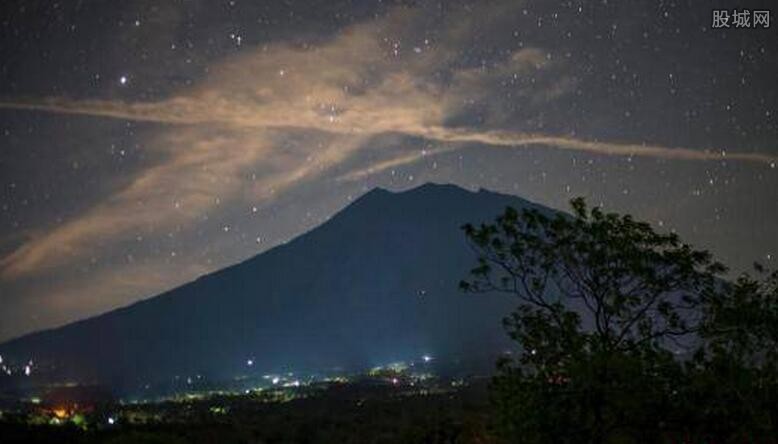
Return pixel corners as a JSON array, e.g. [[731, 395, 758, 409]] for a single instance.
[[0, 183, 557, 393]]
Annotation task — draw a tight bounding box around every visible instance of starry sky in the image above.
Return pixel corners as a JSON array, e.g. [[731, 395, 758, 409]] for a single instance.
[[0, 0, 776, 342]]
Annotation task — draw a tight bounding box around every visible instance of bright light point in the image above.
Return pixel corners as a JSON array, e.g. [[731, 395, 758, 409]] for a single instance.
[[24, 365, 31, 376], [272, 376, 280, 385], [0, 354, 3, 364], [422, 355, 432, 363], [108, 417, 116, 425], [771, 162, 776, 169], [247, 359, 254, 366], [119, 75, 128, 85]]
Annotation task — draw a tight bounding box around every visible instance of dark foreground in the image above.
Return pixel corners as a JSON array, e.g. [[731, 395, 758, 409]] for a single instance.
[[0, 380, 495, 444]]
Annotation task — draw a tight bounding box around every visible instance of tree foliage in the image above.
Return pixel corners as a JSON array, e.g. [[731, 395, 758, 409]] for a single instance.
[[461, 198, 775, 442], [682, 266, 778, 439]]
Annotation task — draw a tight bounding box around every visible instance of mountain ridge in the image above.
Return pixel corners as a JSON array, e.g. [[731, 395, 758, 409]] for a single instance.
[[0, 183, 554, 393]]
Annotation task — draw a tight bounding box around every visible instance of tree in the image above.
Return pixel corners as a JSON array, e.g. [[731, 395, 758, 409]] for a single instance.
[[460, 198, 725, 443], [681, 265, 778, 440]]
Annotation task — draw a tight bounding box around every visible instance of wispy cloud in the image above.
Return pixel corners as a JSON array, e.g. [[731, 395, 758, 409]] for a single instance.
[[0, 2, 774, 282]]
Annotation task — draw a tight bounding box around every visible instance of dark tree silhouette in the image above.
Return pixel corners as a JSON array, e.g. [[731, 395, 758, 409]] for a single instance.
[[460, 198, 726, 443], [682, 265, 778, 439]]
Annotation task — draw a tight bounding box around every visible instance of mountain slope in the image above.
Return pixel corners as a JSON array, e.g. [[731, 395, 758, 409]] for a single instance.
[[0, 183, 556, 392]]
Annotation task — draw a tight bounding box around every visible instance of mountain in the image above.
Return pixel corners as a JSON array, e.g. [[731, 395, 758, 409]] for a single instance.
[[0, 183, 556, 394]]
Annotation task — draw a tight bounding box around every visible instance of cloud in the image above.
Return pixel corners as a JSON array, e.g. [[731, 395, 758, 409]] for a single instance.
[[0, 1, 775, 282], [336, 145, 459, 182], [1, 128, 272, 277]]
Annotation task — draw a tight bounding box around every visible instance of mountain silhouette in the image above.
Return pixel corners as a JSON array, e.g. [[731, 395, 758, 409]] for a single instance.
[[0, 183, 557, 394]]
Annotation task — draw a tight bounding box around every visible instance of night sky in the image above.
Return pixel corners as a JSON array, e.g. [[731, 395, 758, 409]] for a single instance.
[[0, 0, 776, 342]]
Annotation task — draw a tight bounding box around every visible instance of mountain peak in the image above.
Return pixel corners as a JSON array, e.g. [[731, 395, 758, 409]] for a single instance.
[[0, 183, 552, 393], [362, 182, 472, 197]]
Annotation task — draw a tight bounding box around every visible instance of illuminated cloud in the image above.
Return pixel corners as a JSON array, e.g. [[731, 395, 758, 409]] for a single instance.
[[0, 1, 774, 283]]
